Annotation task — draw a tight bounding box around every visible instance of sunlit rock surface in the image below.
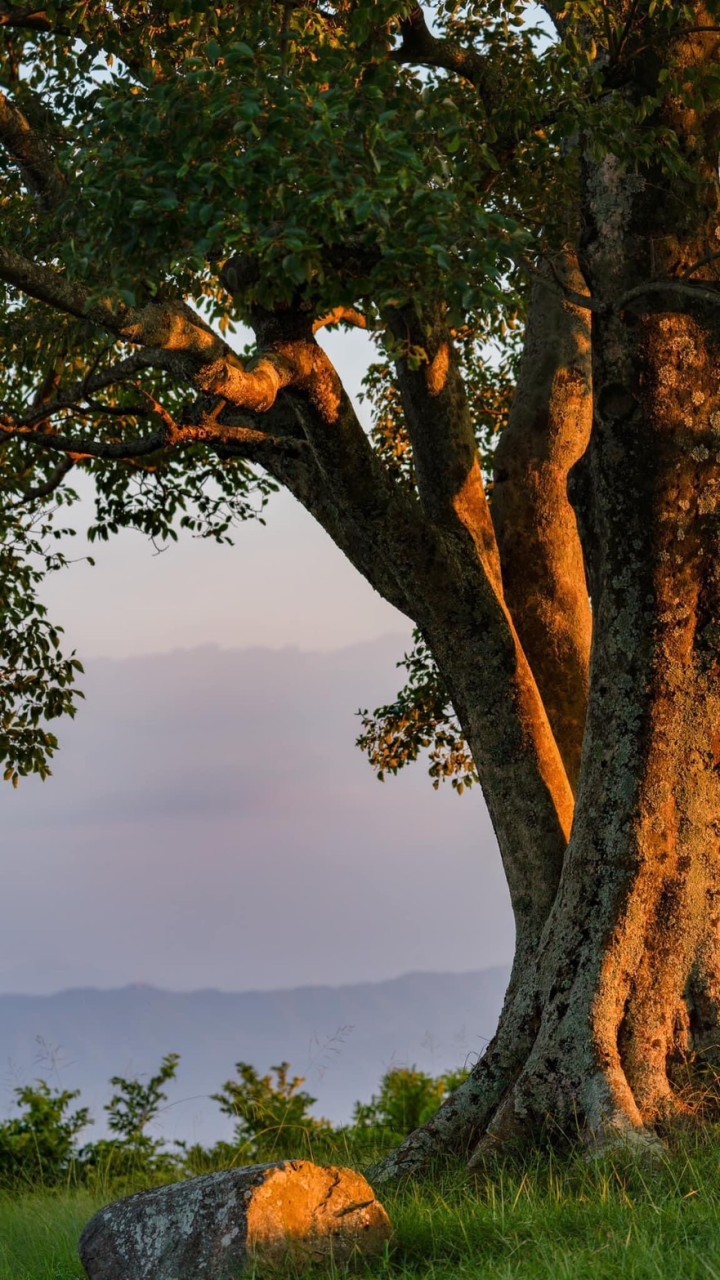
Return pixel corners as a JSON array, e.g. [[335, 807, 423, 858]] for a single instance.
[[79, 1160, 391, 1279]]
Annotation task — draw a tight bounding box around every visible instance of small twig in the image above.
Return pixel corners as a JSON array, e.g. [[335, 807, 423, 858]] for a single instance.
[[133, 385, 181, 443], [16, 350, 177, 429]]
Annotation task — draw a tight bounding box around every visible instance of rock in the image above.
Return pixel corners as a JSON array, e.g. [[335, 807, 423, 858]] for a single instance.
[[78, 1160, 391, 1279]]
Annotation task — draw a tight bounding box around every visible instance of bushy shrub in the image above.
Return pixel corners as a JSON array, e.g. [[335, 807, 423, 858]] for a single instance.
[[352, 1066, 467, 1141], [81, 1053, 182, 1183], [212, 1061, 333, 1162], [0, 1081, 90, 1188]]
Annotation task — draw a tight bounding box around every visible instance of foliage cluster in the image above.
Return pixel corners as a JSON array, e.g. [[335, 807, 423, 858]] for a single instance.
[[0, 1053, 466, 1192]]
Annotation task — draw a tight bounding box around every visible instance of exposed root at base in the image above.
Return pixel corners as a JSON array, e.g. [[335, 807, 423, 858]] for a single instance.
[[584, 1122, 666, 1161]]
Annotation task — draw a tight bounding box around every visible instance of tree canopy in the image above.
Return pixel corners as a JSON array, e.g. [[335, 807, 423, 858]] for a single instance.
[[0, 0, 598, 781]]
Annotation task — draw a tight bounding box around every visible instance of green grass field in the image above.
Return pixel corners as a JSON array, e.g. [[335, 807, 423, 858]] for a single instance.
[[4, 1137, 720, 1280]]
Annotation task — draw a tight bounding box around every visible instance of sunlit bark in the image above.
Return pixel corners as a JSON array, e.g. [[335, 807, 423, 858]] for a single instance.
[[492, 252, 592, 789], [388, 306, 573, 963], [373, 9, 720, 1179]]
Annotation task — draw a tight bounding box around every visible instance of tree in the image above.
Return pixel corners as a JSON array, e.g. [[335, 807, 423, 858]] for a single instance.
[[0, 0, 719, 1176]]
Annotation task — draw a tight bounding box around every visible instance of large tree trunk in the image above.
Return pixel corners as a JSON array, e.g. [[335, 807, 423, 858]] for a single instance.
[[372, 16, 720, 1179], [374, 303, 720, 1181]]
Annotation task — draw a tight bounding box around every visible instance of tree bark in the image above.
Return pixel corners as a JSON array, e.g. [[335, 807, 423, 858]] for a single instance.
[[388, 307, 574, 963], [374, 298, 720, 1179], [373, 15, 720, 1178], [492, 251, 593, 789]]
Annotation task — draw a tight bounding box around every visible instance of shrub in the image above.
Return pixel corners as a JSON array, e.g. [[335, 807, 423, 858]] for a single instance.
[[212, 1061, 333, 1162], [81, 1052, 182, 1182], [353, 1066, 468, 1141], [0, 1081, 90, 1188]]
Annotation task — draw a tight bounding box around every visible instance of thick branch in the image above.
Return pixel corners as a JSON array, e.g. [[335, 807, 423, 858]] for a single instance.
[[492, 251, 592, 790], [0, 89, 64, 203], [0, 247, 362, 418], [312, 306, 370, 333], [393, 6, 499, 92], [387, 304, 502, 579], [0, 245, 228, 363], [386, 303, 574, 945]]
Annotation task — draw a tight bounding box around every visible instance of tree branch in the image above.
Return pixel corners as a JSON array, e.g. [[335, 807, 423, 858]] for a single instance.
[[0, 6, 56, 32], [380, 302, 575, 936], [0, 246, 370, 417], [0, 245, 228, 362], [13, 350, 173, 427], [618, 279, 720, 312], [312, 306, 371, 333], [0, 89, 65, 204], [0, 418, 168, 459], [0, 401, 307, 463], [12, 455, 74, 505], [387, 303, 503, 581], [492, 250, 592, 790], [392, 6, 497, 91]]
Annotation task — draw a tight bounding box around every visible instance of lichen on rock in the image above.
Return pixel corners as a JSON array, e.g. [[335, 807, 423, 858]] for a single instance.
[[79, 1160, 391, 1280]]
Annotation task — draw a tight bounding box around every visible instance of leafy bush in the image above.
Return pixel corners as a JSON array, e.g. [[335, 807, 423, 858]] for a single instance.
[[81, 1053, 182, 1183], [212, 1061, 333, 1162], [353, 1066, 467, 1141], [0, 1081, 90, 1189]]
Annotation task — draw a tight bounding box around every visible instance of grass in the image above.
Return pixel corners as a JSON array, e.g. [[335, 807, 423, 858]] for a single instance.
[[4, 1134, 720, 1279], [0, 1190, 101, 1280]]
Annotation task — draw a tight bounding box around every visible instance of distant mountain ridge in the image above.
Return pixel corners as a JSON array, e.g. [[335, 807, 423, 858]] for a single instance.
[[0, 968, 509, 1146]]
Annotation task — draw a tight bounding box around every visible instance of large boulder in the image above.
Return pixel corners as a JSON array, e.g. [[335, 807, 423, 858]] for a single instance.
[[79, 1160, 391, 1279]]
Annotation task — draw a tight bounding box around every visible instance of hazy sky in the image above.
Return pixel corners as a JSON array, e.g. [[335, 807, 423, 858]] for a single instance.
[[41, 328, 400, 659], [0, 641, 513, 995], [1, 329, 514, 995]]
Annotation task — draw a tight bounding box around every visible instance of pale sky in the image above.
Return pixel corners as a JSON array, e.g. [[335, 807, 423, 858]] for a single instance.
[[1, 328, 514, 996]]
